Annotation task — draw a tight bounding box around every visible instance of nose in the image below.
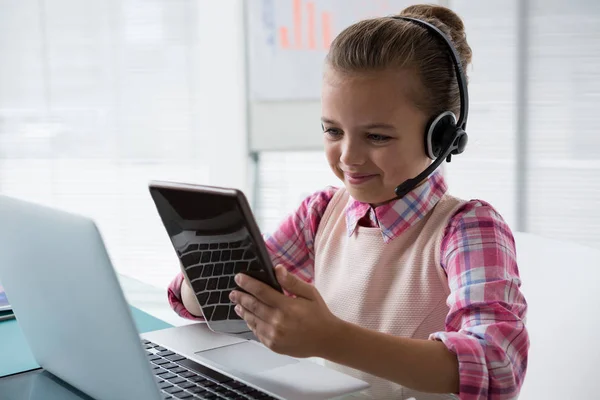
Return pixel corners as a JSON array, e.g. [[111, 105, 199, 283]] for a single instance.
[[339, 136, 366, 167]]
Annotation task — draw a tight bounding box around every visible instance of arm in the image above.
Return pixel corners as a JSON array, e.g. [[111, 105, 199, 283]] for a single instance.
[[167, 187, 338, 319], [168, 271, 204, 320], [323, 322, 459, 393], [295, 201, 528, 395], [429, 200, 529, 399]]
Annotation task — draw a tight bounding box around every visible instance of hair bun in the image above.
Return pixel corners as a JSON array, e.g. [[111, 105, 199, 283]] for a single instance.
[[399, 4, 472, 67], [400, 5, 464, 35]]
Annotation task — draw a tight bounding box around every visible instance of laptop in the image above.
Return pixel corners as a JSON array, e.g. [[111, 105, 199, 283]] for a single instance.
[[0, 194, 369, 400]]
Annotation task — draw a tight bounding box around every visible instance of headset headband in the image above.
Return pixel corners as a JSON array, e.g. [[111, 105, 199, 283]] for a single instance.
[[391, 16, 469, 130]]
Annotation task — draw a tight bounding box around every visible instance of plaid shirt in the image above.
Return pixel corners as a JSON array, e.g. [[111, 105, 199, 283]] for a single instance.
[[168, 170, 529, 399]]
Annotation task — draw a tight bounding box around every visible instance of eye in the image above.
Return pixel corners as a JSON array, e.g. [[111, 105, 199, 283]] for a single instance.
[[323, 127, 343, 140], [367, 133, 391, 143]]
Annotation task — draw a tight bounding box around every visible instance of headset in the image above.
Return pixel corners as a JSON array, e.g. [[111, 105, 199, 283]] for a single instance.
[[391, 16, 469, 199]]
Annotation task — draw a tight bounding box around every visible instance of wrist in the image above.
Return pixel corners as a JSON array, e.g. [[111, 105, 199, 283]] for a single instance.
[[318, 316, 350, 360]]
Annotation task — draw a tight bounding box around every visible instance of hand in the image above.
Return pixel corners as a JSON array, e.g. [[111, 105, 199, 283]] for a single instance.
[[229, 265, 342, 358]]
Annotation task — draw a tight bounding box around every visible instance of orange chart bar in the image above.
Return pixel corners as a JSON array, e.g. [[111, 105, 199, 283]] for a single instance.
[[279, 26, 291, 48], [322, 11, 332, 49], [307, 2, 316, 49], [293, 0, 302, 48]]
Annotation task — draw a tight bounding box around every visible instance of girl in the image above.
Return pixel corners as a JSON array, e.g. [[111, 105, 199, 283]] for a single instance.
[[168, 4, 529, 399]]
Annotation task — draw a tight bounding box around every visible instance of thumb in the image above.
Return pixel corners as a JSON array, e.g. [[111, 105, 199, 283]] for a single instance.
[[275, 265, 315, 299]]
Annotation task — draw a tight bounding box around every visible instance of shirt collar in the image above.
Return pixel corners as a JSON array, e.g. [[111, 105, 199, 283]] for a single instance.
[[344, 169, 448, 243]]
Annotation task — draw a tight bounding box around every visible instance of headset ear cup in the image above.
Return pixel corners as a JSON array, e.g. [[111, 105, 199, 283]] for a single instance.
[[424, 118, 437, 160], [453, 129, 468, 154], [425, 111, 457, 159]]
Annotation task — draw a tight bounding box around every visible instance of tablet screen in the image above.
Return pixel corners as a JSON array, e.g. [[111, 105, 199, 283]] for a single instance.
[[150, 184, 279, 335]]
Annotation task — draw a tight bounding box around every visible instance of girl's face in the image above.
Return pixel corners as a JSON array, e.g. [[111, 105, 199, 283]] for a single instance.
[[321, 67, 431, 205]]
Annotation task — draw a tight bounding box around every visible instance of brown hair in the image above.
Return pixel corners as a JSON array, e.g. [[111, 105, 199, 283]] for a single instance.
[[325, 4, 472, 119]]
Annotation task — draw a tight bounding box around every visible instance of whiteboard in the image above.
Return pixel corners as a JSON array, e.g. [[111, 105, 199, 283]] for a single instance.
[[246, 0, 430, 101], [245, 0, 444, 151]]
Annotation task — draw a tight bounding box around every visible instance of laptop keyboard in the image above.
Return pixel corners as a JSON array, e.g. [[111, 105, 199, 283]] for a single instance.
[[143, 339, 277, 400], [179, 238, 267, 322]]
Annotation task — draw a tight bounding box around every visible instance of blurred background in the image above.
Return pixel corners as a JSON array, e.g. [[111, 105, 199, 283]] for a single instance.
[[1, 0, 598, 289]]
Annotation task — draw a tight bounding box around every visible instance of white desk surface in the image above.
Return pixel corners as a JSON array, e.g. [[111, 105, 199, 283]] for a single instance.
[[514, 232, 600, 400]]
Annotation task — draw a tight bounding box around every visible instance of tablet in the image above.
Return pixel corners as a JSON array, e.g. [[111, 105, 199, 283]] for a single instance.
[[149, 181, 282, 339]]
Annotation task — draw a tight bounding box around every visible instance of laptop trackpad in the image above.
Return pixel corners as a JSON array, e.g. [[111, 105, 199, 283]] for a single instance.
[[195, 341, 298, 374]]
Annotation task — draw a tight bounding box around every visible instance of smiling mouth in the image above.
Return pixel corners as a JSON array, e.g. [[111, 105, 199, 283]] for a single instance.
[[343, 172, 378, 185]]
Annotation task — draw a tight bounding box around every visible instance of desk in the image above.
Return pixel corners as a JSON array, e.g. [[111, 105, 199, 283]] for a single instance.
[[0, 274, 189, 378], [514, 232, 600, 400]]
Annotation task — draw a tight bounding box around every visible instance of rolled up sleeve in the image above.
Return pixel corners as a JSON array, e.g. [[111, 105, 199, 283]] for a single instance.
[[430, 200, 530, 399], [167, 272, 204, 321]]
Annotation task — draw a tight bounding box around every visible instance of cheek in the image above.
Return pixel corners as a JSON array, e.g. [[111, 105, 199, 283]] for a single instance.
[[373, 146, 407, 170], [324, 142, 339, 166], [374, 144, 421, 180]]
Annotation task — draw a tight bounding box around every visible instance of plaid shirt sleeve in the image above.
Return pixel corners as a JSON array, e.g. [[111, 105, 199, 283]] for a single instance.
[[263, 186, 338, 283], [430, 200, 530, 399], [167, 272, 204, 321], [166, 187, 338, 320]]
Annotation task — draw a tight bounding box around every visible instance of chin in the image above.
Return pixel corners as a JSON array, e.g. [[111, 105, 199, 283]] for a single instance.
[[345, 185, 395, 205]]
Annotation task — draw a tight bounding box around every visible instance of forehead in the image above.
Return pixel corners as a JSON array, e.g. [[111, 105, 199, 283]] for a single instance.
[[321, 67, 423, 123]]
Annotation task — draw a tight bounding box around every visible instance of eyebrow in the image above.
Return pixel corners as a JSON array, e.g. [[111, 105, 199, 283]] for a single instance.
[[321, 118, 397, 131]]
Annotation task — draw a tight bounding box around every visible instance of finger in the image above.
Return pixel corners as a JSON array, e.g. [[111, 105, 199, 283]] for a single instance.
[[235, 304, 269, 336], [235, 304, 257, 330], [230, 290, 276, 322], [234, 273, 284, 307], [235, 305, 274, 348], [275, 265, 316, 299]]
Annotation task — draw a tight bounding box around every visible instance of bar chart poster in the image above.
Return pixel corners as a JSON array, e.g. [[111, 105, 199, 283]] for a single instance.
[[246, 0, 425, 100]]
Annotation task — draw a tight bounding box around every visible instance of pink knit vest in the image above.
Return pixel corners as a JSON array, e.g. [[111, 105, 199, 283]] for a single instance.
[[314, 188, 465, 399]]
